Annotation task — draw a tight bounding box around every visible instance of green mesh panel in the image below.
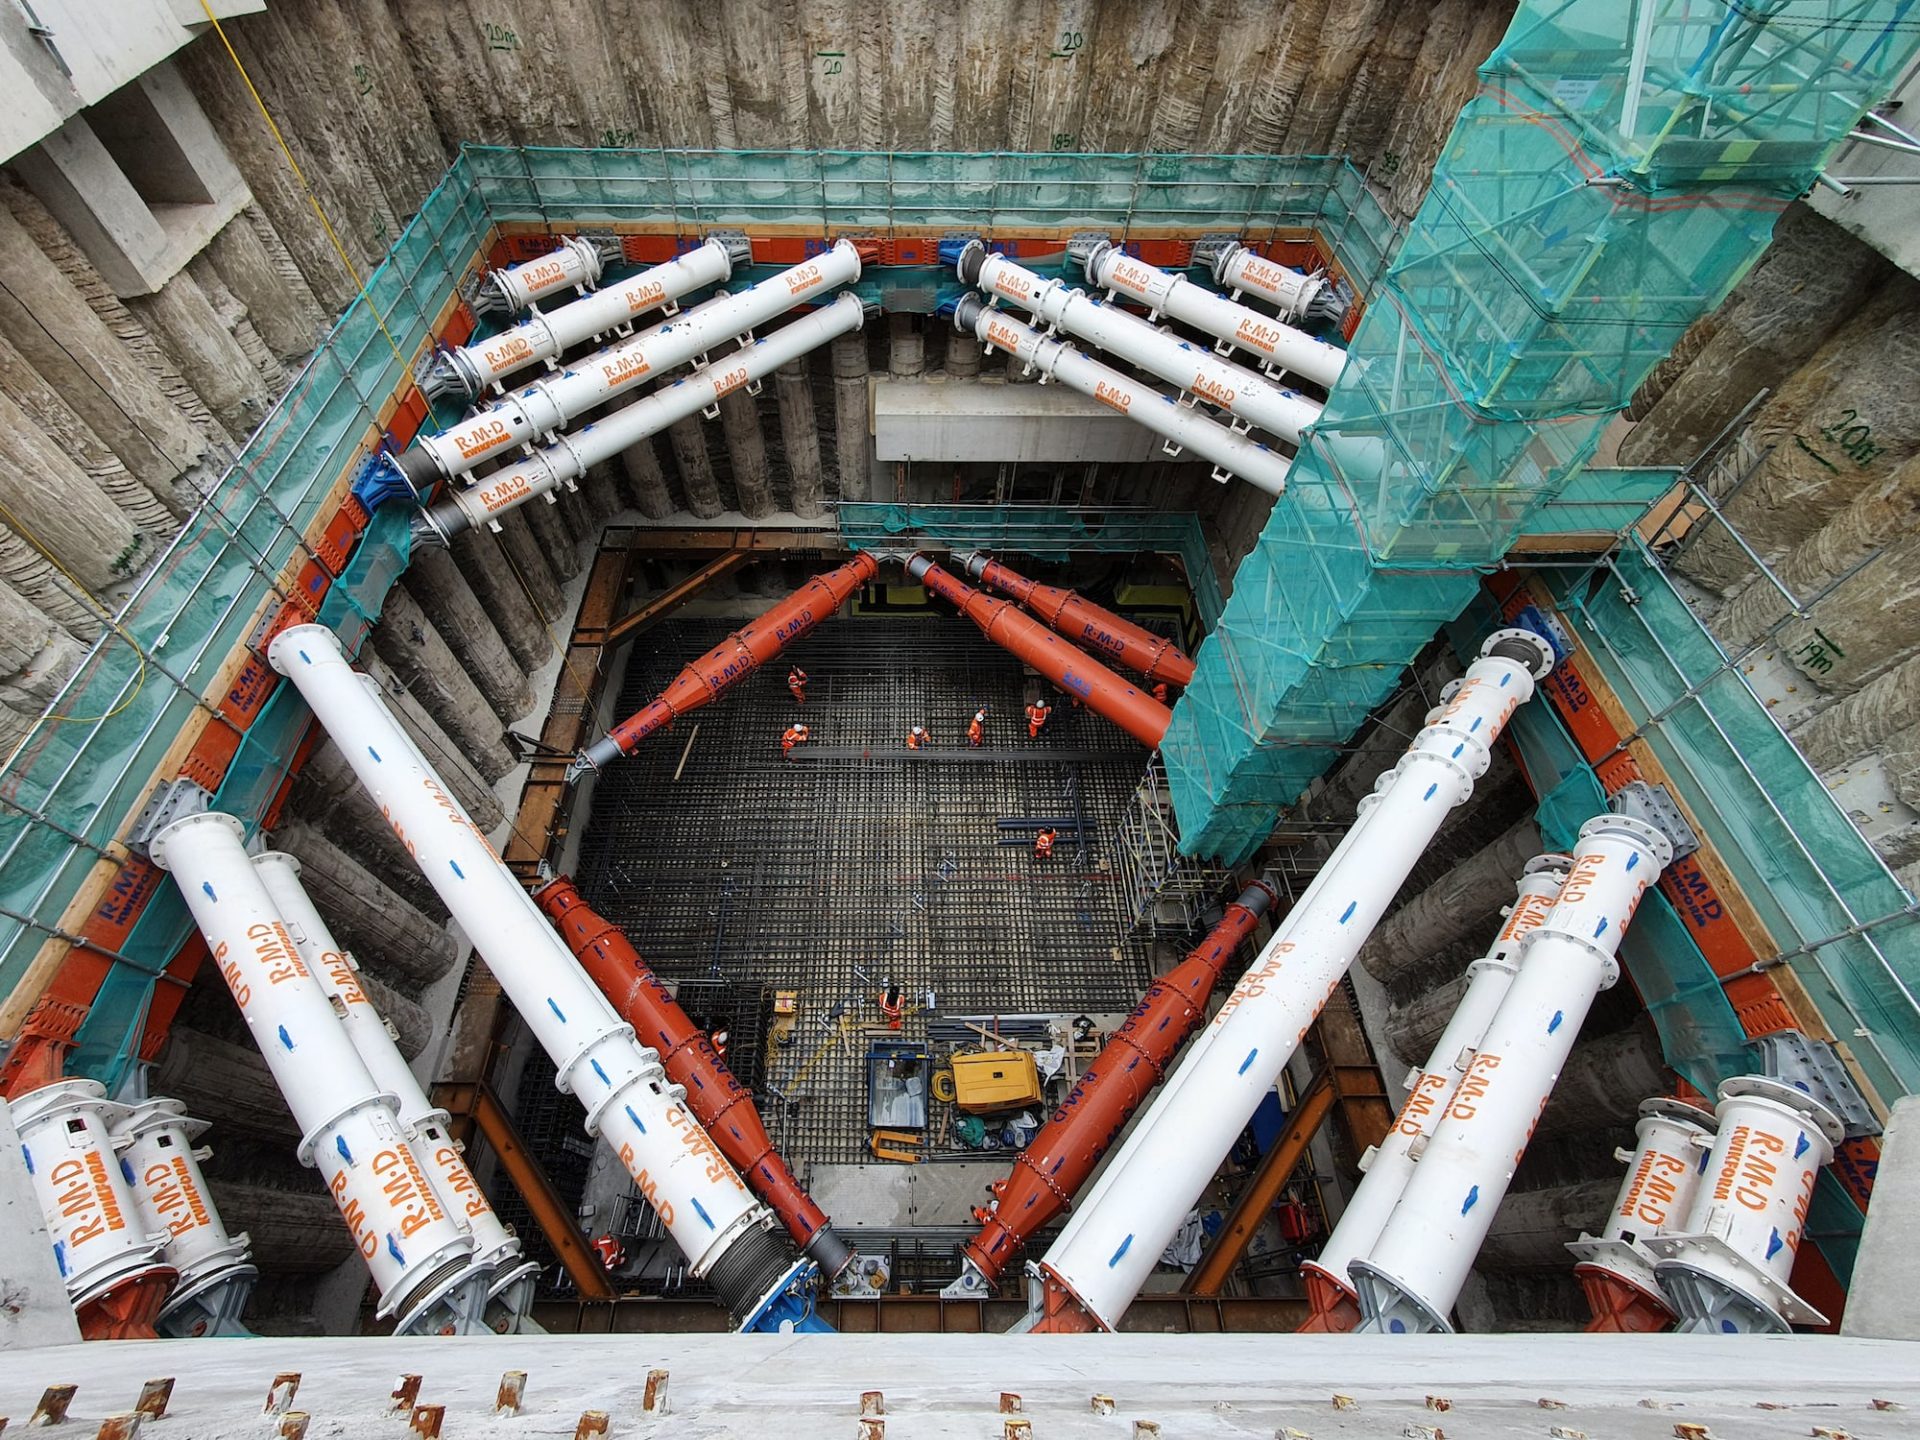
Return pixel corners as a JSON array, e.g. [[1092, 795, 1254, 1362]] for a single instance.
[[1167, 0, 1920, 865]]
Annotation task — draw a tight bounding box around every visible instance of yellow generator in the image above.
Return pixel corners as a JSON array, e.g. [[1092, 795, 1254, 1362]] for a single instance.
[[950, 1049, 1042, 1113]]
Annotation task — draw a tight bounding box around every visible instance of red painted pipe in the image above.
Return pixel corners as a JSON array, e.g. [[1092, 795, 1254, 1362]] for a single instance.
[[951, 882, 1274, 1293], [575, 551, 879, 774], [906, 556, 1172, 748], [959, 553, 1195, 687], [533, 877, 852, 1277]]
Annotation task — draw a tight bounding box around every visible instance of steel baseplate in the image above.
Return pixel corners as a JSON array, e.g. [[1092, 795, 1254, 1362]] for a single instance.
[[1755, 1029, 1880, 1139], [125, 779, 215, 858], [1610, 780, 1701, 864]]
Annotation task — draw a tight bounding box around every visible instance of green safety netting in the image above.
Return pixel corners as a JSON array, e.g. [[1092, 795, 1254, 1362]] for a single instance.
[[0, 164, 490, 1019], [1166, 0, 1920, 863], [1554, 542, 1920, 1100]]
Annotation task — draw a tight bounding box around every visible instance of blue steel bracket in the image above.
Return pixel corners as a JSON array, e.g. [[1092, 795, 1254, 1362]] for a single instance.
[[351, 448, 426, 513], [737, 1259, 835, 1333]]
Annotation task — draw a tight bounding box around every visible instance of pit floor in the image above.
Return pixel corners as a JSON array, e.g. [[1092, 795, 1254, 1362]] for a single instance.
[[570, 614, 1162, 1169]]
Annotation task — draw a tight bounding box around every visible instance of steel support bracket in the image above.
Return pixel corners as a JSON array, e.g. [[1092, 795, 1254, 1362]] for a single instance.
[[1753, 1029, 1881, 1138], [1608, 780, 1700, 863], [125, 779, 215, 858]]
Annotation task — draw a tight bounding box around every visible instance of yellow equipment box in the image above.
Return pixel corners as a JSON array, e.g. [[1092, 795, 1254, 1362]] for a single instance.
[[951, 1050, 1042, 1113]]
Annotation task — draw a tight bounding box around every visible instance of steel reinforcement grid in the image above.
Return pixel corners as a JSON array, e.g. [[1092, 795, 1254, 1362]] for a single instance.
[[574, 615, 1159, 1167]]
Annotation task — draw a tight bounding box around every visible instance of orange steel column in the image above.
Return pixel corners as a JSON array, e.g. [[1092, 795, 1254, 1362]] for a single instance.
[[947, 883, 1274, 1296], [533, 878, 852, 1277], [573, 551, 878, 774], [906, 556, 1172, 748], [958, 552, 1196, 686]]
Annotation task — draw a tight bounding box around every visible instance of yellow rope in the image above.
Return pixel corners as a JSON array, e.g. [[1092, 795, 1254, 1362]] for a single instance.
[[0, 499, 147, 728], [196, 0, 409, 372]]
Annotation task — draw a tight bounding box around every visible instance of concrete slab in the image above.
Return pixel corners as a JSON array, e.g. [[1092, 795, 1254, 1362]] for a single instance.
[[0, 1331, 1914, 1438]]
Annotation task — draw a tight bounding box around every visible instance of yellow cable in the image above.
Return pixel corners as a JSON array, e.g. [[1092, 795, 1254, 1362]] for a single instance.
[[196, 0, 409, 373], [0, 500, 147, 729]]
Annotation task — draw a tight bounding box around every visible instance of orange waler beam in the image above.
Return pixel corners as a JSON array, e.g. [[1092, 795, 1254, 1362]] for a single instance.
[[907, 556, 1173, 749], [947, 882, 1274, 1295], [533, 877, 852, 1277], [958, 552, 1195, 687], [574, 551, 878, 775]]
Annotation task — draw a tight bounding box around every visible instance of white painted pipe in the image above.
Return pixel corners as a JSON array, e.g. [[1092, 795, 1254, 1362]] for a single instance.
[[418, 242, 862, 482], [111, 1096, 257, 1336], [266, 624, 810, 1326], [964, 247, 1323, 446], [1083, 241, 1347, 389], [954, 296, 1294, 497], [421, 293, 867, 539], [1211, 242, 1327, 324], [1565, 1096, 1718, 1316], [1350, 813, 1675, 1334], [1030, 629, 1556, 1330], [485, 236, 607, 314], [9, 1079, 171, 1312], [253, 850, 537, 1316], [437, 238, 742, 401], [149, 811, 483, 1331], [1647, 1076, 1845, 1332], [1303, 854, 1571, 1307]]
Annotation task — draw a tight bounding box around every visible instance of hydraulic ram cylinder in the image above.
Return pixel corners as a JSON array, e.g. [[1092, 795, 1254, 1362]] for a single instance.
[[575, 550, 878, 775], [957, 551, 1196, 687], [537, 877, 852, 1277], [1028, 628, 1555, 1332], [412, 242, 862, 485], [960, 246, 1322, 446], [1300, 854, 1570, 1331], [1647, 1076, 1845, 1333], [1350, 813, 1674, 1335], [10, 1079, 174, 1329], [1083, 241, 1347, 389], [268, 624, 825, 1332], [424, 237, 744, 405], [954, 296, 1292, 497], [908, 555, 1172, 748], [1210, 242, 1330, 325], [255, 849, 537, 1328], [150, 812, 484, 1333], [421, 294, 868, 540], [1567, 1096, 1718, 1333], [948, 881, 1274, 1295], [112, 1096, 257, 1338], [476, 235, 613, 316]]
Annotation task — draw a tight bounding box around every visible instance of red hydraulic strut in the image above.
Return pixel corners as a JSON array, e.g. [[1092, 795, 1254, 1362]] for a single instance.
[[944, 882, 1274, 1296], [958, 552, 1196, 687], [572, 551, 879, 776], [905, 556, 1172, 748], [534, 877, 853, 1277]]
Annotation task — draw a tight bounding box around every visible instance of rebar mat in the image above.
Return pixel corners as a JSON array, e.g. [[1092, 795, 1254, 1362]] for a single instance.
[[575, 615, 1157, 1166]]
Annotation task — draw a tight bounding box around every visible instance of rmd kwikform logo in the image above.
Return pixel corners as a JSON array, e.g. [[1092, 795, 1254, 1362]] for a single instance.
[[599, 349, 653, 388], [624, 279, 666, 314], [1233, 315, 1286, 356], [1191, 373, 1235, 408], [451, 418, 515, 461], [1094, 380, 1131, 414]]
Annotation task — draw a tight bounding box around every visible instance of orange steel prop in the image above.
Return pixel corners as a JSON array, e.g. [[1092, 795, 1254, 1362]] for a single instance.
[[959, 553, 1195, 687], [955, 882, 1273, 1291], [905, 556, 1172, 749], [533, 877, 852, 1277], [574, 551, 878, 774]]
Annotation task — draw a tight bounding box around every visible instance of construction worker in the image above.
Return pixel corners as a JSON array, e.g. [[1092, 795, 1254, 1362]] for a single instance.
[[788, 665, 808, 704], [782, 722, 811, 760], [879, 981, 906, 1030], [1152, 681, 1172, 706], [967, 708, 987, 748], [907, 724, 929, 750], [1034, 827, 1058, 861], [1026, 698, 1052, 738], [592, 1233, 627, 1272], [710, 1027, 730, 1061]]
